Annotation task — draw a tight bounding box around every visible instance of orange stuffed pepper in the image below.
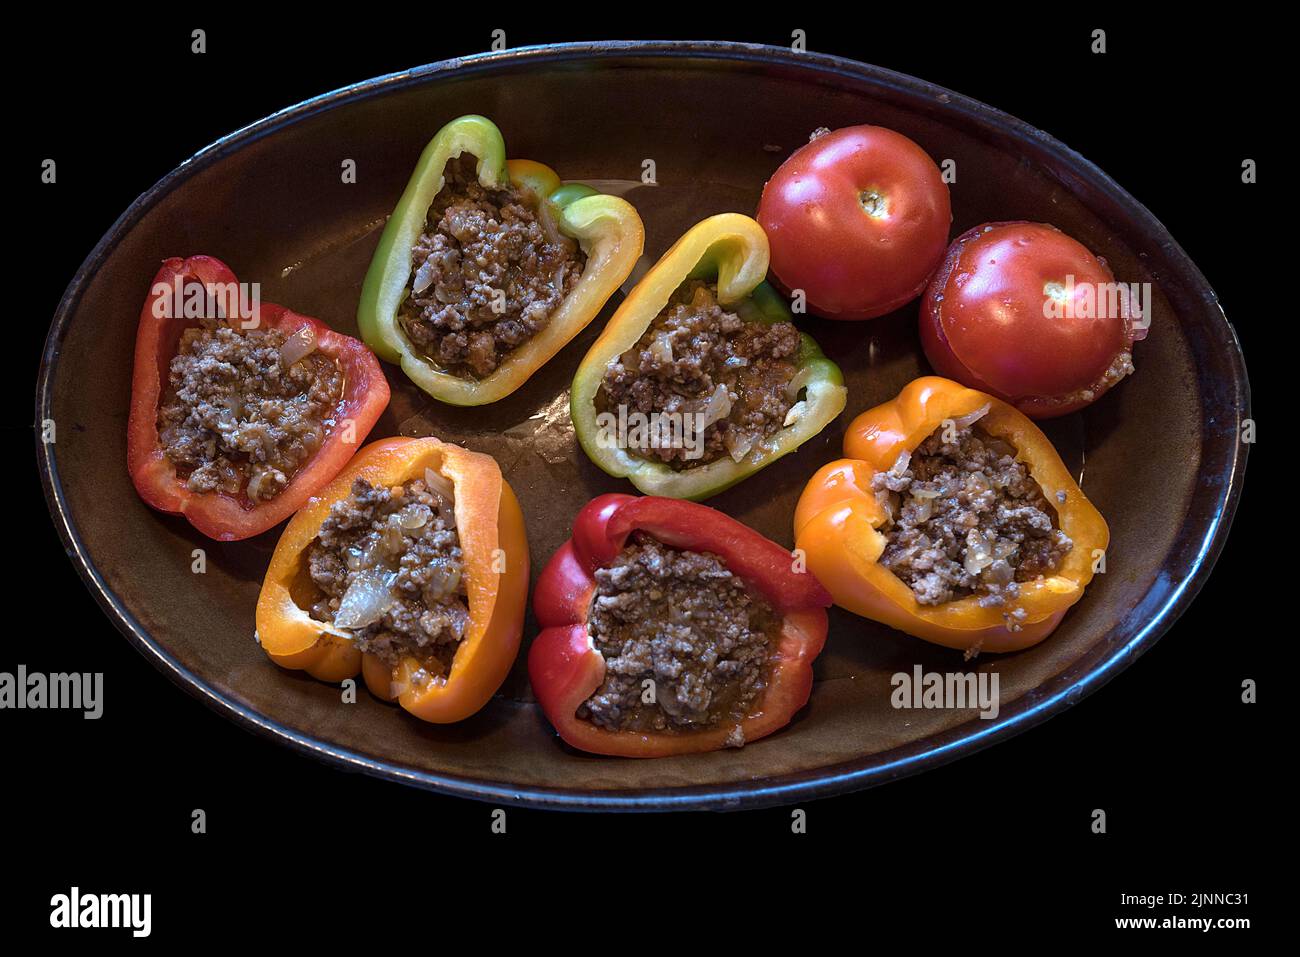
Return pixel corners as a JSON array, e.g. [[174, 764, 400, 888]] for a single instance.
[[794, 376, 1108, 654], [256, 437, 529, 722]]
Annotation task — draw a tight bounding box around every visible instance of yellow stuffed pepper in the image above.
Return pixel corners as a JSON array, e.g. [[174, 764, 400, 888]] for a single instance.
[[795, 376, 1108, 653], [256, 437, 529, 722]]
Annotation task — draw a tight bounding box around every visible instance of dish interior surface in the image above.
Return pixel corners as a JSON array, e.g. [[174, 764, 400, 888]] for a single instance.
[[40, 43, 1246, 808]]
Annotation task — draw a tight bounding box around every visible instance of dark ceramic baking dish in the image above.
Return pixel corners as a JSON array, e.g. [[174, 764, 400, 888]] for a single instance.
[[37, 40, 1249, 810]]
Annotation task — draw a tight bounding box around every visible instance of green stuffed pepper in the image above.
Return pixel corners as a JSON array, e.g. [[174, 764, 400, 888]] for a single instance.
[[571, 213, 847, 499], [358, 114, 644, 406]]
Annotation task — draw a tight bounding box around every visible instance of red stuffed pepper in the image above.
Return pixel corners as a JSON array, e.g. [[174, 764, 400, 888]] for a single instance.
[[530, 494, 831, 757], [127, 255, 390, 541]]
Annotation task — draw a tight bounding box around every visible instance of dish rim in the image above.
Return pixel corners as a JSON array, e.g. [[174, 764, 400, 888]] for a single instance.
[[35, 39, 1250, 811]]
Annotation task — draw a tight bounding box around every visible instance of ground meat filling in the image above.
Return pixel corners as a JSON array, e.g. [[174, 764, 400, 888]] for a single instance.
[[871, 418, 1073, 624], [157, 317, 343, 501], [1048, 349, 1136, 413], [596, 281, 802, 468], [578, 534, 777, 738], [399, 154, 586, 379], [307, 477, 469, 682]]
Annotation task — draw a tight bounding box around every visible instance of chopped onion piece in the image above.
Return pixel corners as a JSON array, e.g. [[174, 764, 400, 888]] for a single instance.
[[411, 258, 436, 294], [360, 537, 386, 569], [245, 469, 269, 501], [397, 503, 431, 531], [279, 325, 318, 367], [785, 365, 814, 400], [381, 522, 407, 556], [536, 199, 568, 248], [724, 430, 756, 463], [539, 209, 564, 248], [724, 355, 749, 368], [889, 448, 912, 477], [964, 529, 996, 576], [423, 467, 456, 503], [951, 403, 992, 431], [987, 559, 1015, 585], [423, 561, 463, 602], [334, 570, 395, 629], [649, 331, 674, 365], [700, 384, 732, 427], [423, 468, 457, 526], [910, 486, 941, 499]]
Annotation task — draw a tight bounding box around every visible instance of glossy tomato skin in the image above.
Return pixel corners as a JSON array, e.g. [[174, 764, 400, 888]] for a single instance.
[[757, 125, 952, 321], [921, 222, 1144, 419]]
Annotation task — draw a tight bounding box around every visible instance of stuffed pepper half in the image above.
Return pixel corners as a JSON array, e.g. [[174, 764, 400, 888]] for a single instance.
[[127, 255, 389, 541], [570, 213, 847, 499], [529, 494, 831, 757], [358, 114, 644, 406], [794, 376, 1109, 654], [256, 437, 529, 723]]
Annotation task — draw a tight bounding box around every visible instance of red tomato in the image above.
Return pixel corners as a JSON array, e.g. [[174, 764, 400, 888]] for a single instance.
[[920, 222, 1146, 419], [757, 125, 952, 320]]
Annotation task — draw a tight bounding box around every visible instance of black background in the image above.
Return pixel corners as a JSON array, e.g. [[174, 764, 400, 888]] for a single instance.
[[12, 14, 1270, 939]]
